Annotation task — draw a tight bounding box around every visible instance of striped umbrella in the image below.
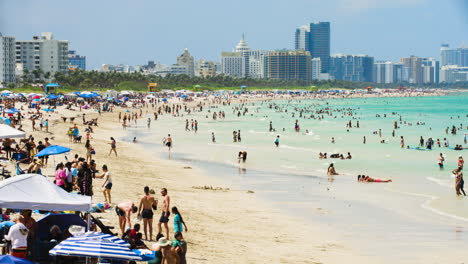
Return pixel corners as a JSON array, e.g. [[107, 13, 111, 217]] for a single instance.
[[49, 232, 141, 261]]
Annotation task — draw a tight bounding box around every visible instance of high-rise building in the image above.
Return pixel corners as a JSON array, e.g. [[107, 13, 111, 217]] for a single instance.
[[0, 33, 16, 86], [177, 48, 195, 77], [68, 50, 86, 70], [374, 61, 404, 84], [221, 52, 246, 78], [329, 54, 374, 82], [295, 22, 330, 73], [421, 58, 439, 84], [400, 56, 423, 84], [248, 50, 267, 79], [264, 50, 311, 81], [198, 60, 216, 78], [15, 32, 69, 78], [440, 65, 468, 83], [440, 44, 468, 67], [311, 57, 321, 80], [221, 36, 253, 78]]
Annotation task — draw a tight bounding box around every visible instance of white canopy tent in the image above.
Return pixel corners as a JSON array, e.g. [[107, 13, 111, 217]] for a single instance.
[[0, 124, 25, 139], [0, 174, 91, 211]]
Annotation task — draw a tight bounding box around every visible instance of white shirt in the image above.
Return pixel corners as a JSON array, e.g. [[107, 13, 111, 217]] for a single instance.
[[5, 223, 28, 248], [104, 171, 112, 183]]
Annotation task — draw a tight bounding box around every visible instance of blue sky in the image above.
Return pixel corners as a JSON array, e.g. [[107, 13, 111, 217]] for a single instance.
[[1, 0, 466, 70]]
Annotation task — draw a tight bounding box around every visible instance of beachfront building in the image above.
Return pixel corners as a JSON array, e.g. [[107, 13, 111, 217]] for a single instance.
[[0, 33, 16, 86], [177, 48, 195, 77], [440, 65, 468, 83], [101, 64, 134, 73], [68, 50, 86, 70], [295, 21, 331, 73], [400, 56, 424, 84], [440, 44, 468, 67], [198, 60, 217, 78], [374, 61, 404, 84], [248, 50, 267, 79], [329, 54, 374, 82], [311, 57, 321, 80], [221, 52, 246, 78], [421, 58, 439, 84], [15, 32, 69, 79], [263, 50, 311, 81]]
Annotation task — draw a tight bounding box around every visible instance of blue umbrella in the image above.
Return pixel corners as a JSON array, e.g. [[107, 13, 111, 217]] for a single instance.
[[47, 94, 59, 99], [4, 108, 20, 114], [0, 117, 11, 125], [73, 91, 81, 95], [46, 83, 61, 88], [36, 145, 71, 157], [42, 108, 55, 112], [50, 232, 141, 261], [0, 255, 34, 264], [161, 98, 167, 102]]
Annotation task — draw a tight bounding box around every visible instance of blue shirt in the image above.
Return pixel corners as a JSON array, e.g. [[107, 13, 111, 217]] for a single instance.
[[173, 214, 183, 233]]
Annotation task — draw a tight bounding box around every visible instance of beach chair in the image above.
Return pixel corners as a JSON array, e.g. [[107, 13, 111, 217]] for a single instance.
[[0, 168, 11, 179]]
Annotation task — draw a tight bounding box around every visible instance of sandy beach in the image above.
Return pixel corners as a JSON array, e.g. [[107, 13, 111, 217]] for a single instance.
[[3, 89, 466, 264], [0, 97, 388, 264]]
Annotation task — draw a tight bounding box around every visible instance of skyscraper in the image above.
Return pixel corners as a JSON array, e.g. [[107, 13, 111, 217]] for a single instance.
[[264, 50, 311, 81], [0, 33, 16, 86], [400, 56, 423, 84], [374, 61, 404, 84], [329, 54, 374, 82], [295, 22, 330, 73], [440, 44, 468, 67]]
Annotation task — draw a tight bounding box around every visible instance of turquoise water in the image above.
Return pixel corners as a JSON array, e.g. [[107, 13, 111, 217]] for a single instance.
[[129, 93, 468, 263]]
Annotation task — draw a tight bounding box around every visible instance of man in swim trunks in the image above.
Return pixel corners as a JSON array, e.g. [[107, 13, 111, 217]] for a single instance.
[[166, 134, 172, 151], [158, 188, 171, 239], [138, 186, 158, 241], [116, 201, 138, 235]]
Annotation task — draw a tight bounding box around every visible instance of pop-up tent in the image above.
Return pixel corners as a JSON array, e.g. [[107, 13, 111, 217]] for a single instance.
[[0, 124, 25, 139], [0, 174, 91, 211]]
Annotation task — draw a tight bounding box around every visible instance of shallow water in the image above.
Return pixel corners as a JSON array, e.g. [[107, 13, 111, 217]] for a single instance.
[[127, 93, 468, 262]]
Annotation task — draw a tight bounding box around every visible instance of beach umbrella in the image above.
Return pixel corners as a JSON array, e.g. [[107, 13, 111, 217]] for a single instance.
[[49, 232, 141, 261], [0, 117, 11, 125], [0, 255, 34, 264], [161, 98, 167, 102], [4, 108, 20, 114], [46, 94, 59, 99], [73, 91, 81, 95], [35, 145, 71, 157], [32, 95, 41, 99]]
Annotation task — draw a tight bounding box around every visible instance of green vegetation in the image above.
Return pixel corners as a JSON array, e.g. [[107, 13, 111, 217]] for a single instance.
[[8, 69, 468, 93]]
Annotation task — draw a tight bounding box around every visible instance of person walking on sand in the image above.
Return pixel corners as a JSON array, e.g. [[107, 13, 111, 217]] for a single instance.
[[158, 188, 171, 239], [108, 137, 117, 156], [458, 156, 464, 170], [274, 135, 280, 147], [96, 165, 112, 203], [453, 168, 466, 196], [115, 201, 138, 235], [165, 134, 173, 151], [138, 186, 158, 241], [172, 207, 188, 234]]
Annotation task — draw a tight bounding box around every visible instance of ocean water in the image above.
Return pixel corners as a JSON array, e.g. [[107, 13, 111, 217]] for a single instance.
[[128, 93, 468, 262]]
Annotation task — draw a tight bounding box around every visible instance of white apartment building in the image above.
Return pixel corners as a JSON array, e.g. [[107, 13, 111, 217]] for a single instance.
[[221, 52, 246, 78], [15, 32, 69, 78], [311, 57, 321, 80], [0, 33, 16, 85]]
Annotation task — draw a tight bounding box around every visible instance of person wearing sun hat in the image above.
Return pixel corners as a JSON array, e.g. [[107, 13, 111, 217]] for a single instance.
[[155, 236, 178, 264]]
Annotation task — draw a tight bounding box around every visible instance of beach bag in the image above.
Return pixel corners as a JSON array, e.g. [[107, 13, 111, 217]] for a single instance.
[[90, 148, 96, 155]]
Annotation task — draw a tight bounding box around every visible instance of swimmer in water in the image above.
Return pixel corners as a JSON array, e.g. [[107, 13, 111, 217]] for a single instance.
[[358, 175, 392, 183], [327, 163, 339, 176], [133, 137, 137, 143], [438, 153, 444, 169]]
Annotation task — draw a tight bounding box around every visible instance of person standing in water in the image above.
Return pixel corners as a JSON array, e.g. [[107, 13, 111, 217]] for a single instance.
[[274, 135, 280, 147], [438, 153, 445, 169], [400, 136, 405, 148], [363, 136, 366, 144], [211, 132, 216, 143], [166, 134, 172, 151]]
